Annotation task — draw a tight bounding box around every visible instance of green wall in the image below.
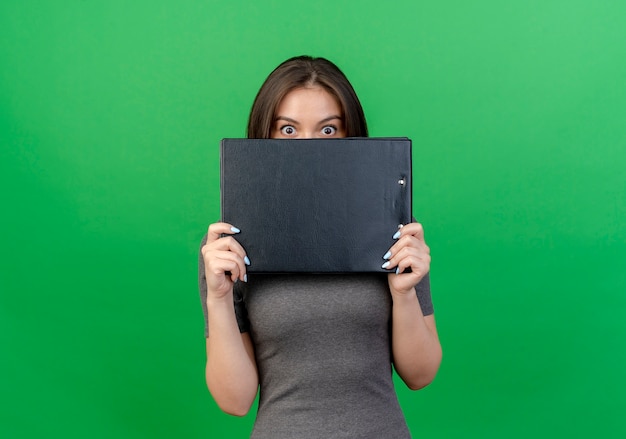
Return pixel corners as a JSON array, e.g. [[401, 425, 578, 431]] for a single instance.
[[1, 1, 624, 437]]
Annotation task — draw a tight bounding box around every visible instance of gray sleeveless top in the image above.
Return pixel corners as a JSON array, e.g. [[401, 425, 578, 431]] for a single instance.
[[199, 238, 434, 438]]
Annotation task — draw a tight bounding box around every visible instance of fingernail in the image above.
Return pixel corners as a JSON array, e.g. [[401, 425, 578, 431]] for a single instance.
[[231, 226, 241, 233], [244, 256, 251, 266], [243, 274, 248, 283], [396, 267, 401, 275], [382, 261, 391, 269], [383, 251, 392, 260], [393, 231, 401, 239]]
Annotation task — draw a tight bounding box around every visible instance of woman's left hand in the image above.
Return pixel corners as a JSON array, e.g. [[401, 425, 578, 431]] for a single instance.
[[382, 222, 431, 296]]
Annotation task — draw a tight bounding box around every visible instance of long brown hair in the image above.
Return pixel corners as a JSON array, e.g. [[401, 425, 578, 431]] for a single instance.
[[247, 56, 368, 138]]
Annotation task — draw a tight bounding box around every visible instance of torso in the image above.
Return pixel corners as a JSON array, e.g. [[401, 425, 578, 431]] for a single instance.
[[240, 273, 411, 439]]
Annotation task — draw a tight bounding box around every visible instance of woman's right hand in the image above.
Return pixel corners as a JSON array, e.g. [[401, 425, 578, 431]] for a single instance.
[[201, 222, 250, 300]]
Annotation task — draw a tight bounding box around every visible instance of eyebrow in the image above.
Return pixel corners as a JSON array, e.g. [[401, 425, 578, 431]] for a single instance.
[[274, 115, 343, 124]]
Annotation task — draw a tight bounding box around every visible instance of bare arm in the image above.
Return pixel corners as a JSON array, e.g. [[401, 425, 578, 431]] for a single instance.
[[202, 223, 259, 415], [383, 223, 442, 389], [390, 294, 441, 389], [205, 300, 258, 416]]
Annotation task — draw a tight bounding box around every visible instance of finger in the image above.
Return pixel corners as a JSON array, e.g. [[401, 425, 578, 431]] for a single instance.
[[393, 222, 425, 241], [382, 246, 430, 272], [208, 256, 240, 279], [203, 242, 249, 275], [383, 249, 422, 270], [203, 220, 251, 266], [204, 235, 249, 264], [208, 259, 240, 286], [384, 235, 429, 262], [207, 222, 242, 243], [394, 253, 430, 278], [209, 251, 247, 283]]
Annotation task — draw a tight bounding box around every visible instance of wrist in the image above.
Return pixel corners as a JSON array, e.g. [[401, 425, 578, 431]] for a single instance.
[[390, 287, 417, 303], [206, 291, 234, 308]]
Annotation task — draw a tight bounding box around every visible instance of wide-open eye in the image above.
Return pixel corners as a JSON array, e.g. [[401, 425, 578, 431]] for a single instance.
[[280, 125, 296, 136], [321, 125, 337, 136]]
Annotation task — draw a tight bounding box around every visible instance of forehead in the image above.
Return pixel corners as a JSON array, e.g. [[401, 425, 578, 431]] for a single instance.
[[275, 86, 342, 116]]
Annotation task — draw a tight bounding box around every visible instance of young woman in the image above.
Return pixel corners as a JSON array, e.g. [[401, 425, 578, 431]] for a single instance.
[[199, 56, 442, 438]]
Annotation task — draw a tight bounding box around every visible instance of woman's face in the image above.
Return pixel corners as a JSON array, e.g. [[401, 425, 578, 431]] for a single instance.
[[271, 86, 346, 139]]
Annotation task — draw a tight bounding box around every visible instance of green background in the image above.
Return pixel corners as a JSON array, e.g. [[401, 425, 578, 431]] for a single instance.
[[2, 1, 625, 437]]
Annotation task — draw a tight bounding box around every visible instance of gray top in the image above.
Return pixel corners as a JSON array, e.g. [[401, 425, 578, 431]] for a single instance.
[[199, 237, 434, 438]]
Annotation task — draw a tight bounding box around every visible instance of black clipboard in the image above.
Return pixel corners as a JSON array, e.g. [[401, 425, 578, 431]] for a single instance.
[[220, 137, 412, 273]]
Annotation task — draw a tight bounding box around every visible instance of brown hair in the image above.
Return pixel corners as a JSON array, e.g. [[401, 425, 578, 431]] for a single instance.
[[247, 56, 368, 138]]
